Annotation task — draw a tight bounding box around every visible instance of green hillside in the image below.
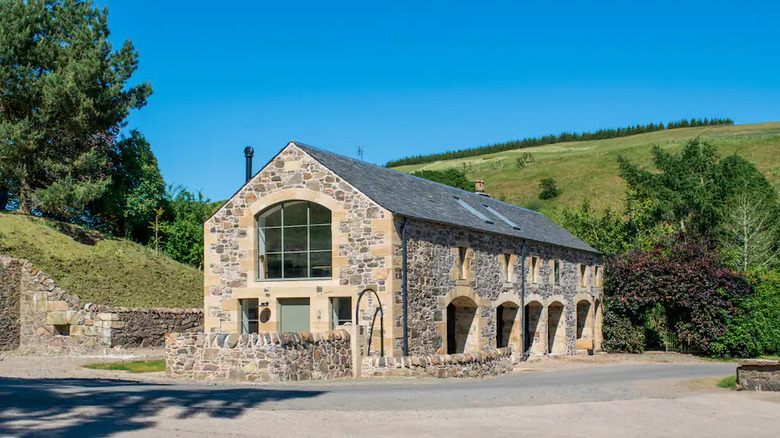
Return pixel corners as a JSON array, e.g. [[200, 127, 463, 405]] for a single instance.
[[0, 213, 203, 308], [392, 122, 780, 212]]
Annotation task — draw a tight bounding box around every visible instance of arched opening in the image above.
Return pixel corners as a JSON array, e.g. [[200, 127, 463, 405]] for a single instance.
[[524, 301, 544, 355], [547, 302, 566, 355], [576, 300, 592, 340], [256, 201, 332, 279], [446, 296, 479, 354], [496, 302, 518, 349]]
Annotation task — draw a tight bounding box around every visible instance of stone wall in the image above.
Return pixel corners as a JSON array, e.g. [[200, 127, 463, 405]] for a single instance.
[[0, 255, 203, 353], [166, 330, 351, 382], [362, 348, 513, 378], [737, 359, 780, 391], [0, 258, 22, 351], [400, 218, 603, 356]]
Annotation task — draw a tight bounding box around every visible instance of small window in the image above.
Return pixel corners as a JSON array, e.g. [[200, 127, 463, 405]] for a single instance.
[[594, 265, 602, 287], [502, 254, 512, 281], [529, 257, 538, 284], [553, 260, 561, 286], [53, 324, 70, 336], [458, 247, 468, 280], [331, 297, 352, 329], [240, 298, 259, 334]]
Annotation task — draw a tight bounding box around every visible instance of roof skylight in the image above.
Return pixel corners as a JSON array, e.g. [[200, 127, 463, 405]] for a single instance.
[[484, 205, 521, 230], [453, 196, 494, 224]]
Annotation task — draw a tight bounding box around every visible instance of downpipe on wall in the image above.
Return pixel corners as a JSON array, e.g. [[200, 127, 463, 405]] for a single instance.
[[401, 217, 409, 357], [520, 239, 527, 361]]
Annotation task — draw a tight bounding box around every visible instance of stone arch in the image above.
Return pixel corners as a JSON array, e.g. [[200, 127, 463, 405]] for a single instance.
[[446, 296, 480, 354], [524, 299, 545, 356], [547, 300, 566, 356], [495, 300, 520, 349]]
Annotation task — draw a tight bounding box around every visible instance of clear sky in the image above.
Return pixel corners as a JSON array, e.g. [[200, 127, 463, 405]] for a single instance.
[[100, 0, 780, 201]]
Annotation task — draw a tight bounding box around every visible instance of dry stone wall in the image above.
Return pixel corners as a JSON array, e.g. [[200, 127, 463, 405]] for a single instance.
[[0, 255, 203, 353], [737, 359, 780, 391], [166, 330, 351, 382], [0, 258, 22, 350], [362, 348, 513, 378]]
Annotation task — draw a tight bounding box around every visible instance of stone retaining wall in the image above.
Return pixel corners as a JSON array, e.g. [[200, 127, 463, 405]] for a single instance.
[[361, 348, 513, 378], [166, 330, 351, 382], [737, 359, 780, 391], [0, 255, 203, 353]]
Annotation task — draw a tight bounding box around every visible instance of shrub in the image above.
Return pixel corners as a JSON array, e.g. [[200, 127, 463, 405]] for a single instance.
[[539, 178, 561, 200], [602, 302, 646, 353], [717, 270, 780, 356]]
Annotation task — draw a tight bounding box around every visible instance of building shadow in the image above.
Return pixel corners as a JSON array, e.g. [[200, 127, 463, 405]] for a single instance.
[[0, 377, 325, 437]]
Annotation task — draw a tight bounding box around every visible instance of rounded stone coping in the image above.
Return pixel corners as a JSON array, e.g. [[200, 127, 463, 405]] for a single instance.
[[363, 348, 511, 369], [168, 329, 351, 349], [739, 359, 780, 367]]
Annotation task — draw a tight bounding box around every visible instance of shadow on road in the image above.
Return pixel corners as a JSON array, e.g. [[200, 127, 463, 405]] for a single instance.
[[0, 377, 324, 437]]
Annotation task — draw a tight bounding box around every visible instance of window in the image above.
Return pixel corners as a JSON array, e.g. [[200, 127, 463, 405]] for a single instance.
[[458, 247, 468, 279], [594, 265, 602, 287], [553, 260, 561, 286], [257, 201, 332, 279], [579, 264, 588, 287], [529, 257, 538, 284], [502, 254, 512, 282], [240, 298, 259, 334], [53, 324, 70, 336], [331, 297, 352, 329]]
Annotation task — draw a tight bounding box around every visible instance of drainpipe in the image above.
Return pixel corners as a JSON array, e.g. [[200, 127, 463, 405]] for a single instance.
[[401, 217, 409, 357], [520, 239, 527, 360]]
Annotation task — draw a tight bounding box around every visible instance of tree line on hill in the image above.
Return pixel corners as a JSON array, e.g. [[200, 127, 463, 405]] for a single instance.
[[386, 118, 734, 167], [0, 0, 213, 269]]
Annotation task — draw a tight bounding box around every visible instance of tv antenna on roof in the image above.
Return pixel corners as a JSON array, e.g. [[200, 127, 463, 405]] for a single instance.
[[357, 145, 364, 161]]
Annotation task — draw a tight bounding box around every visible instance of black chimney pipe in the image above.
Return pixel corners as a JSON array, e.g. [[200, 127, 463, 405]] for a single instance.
[[244, 146, 254, 183]]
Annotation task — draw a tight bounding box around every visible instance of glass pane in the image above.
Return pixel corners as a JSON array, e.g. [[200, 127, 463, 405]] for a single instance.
[[259, 205, 282, 227], [266, 253, 282, 279], [310, 225, 331, 251], [246, 302, 259, 320], [310, 251, 332, 278], [337, 297, 351, 323], [261, 227, 281, 252], [310, 203, 331, 225], [283, 226, 307, 252], [248, 321, 258, 333], [283, 201, 308, 226], [283, 252, 308, 278]]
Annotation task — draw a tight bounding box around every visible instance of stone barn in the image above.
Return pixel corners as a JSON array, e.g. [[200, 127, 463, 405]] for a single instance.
[[205, 141, 604, 359]]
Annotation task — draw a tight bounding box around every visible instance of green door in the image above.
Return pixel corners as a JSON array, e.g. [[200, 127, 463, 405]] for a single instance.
[[279, 298, 310, 333]]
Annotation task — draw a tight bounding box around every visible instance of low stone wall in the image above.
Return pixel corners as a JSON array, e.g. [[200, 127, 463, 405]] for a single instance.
[[737, 359, 780, 391], [166, 330, 352, 382], [0, 255, 203, 354], [362, 348, 513, 378], [0, 258, 23, 351]]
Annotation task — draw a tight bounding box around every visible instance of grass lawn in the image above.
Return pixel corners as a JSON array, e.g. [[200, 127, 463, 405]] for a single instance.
[[392, 122, 780, 212], [0, 212, 203, 308], [84, 360, 166, 373], [716, 375, 737, 390]]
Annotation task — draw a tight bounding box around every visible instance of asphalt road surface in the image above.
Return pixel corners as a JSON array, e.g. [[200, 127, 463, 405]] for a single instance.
[[1, 362, 776, 438]]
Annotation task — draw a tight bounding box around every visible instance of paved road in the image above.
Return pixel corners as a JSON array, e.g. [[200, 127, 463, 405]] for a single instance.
[[0, 362, 761, 438]]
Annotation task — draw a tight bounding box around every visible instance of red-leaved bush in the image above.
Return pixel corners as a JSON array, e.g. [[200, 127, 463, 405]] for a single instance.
[[606, 240, 753, 356]]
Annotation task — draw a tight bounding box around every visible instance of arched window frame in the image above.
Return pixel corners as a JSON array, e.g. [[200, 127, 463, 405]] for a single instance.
[[256, 201, 332, 280]]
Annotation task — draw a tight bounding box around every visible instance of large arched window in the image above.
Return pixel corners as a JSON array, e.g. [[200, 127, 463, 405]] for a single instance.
[[257, 201, 332, 279]]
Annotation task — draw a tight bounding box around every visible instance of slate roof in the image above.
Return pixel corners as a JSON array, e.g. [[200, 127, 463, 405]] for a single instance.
[[294, 142, 598, 253]]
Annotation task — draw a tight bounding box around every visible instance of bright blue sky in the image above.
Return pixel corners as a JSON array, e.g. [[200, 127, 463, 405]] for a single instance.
[[100, 0, 780, 201]]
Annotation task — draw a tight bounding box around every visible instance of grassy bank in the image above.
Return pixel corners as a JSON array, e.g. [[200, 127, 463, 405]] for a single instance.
[[0, 213, 202, 308]]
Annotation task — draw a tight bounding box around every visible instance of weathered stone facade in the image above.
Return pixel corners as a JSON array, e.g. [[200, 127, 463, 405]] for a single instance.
[[166, 330, 351, 381], [0, 255, 203, 353], [737, 359, 780, 391], [362, 348, 513, 378], [204, 143, 396, 348], [400, 218, 603, 357], [203, 142, 603, 363]]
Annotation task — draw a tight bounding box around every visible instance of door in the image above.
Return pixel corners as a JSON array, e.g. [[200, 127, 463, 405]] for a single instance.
[[279, 298, 310, 333]]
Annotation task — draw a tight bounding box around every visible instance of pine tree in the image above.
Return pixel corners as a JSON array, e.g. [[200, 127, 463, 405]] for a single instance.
[[0, 0, 152, 217]]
